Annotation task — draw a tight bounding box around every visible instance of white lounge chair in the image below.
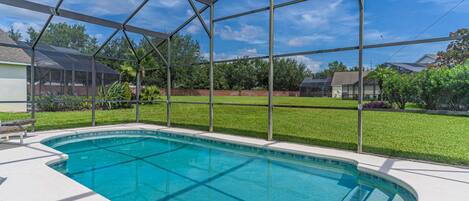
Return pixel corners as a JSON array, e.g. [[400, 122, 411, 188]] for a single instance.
[[0, 119, 35, 144]]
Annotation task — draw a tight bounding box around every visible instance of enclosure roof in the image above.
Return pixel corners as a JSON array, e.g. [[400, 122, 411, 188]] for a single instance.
[[0, 30, 117, 74], [0, 30, 31, 65], [300, 77, 332, 87], [331, 71, 371, 86], [31, 46, 119, 74]]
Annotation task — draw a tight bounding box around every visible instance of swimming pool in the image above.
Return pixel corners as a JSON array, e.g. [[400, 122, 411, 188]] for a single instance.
[[43, 130, 417, 201]]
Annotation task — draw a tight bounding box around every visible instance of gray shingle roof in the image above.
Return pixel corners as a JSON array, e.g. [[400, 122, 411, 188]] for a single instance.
[[0, 30, 31, 65], [385, 54, 436, 72], [385, 62, 428, 72], [331, 71, 371, 86], [416, 54, 436, 64]]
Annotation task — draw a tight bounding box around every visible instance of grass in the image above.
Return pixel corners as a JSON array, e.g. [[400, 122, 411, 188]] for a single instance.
[[1, 96, 468, 165]]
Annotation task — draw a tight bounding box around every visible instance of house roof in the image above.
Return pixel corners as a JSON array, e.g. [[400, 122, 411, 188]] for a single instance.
[[331, 71, 371, 86], [384, 62, 428, 72], [416, 54, 436, 64], [385, 54, 436, 73], [0, 30, 31, 65], [0, 30, 118, 74], [300, 77, 332, 87]]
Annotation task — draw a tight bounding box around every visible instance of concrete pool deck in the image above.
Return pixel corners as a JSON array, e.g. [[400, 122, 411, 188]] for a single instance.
[[0, 123, 468, 201]]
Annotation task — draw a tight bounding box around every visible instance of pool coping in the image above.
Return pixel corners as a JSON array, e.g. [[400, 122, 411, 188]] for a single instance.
[[0, 123, 468, 201]]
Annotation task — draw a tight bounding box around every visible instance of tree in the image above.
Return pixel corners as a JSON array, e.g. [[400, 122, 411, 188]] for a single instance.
[[274, 58, 310, 90], [118, 61, 137, 83], [27, 22, 98, 53], [381, 73, 418, 109], [368, 65, 397, 100], [315, 61, 348, 78], [26, 27, 38, 43], [222, 59, 257, 90], [434, 28, 469, 67], [7, 26, 22, 42]]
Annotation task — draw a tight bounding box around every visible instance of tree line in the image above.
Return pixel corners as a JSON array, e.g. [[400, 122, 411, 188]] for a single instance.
[[6, 23, 314, 91]]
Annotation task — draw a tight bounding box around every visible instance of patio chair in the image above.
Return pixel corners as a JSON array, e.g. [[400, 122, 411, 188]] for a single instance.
[[0, 119, 35, 144]]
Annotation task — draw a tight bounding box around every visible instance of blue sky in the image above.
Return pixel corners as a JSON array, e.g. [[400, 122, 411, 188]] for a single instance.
[[0, 0, 467, 72]]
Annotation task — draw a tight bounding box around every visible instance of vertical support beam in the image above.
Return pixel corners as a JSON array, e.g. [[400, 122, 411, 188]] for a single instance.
[[208, 0, 215, 132], [136, 63, 141, 123], [72, 69, 75, 95], [30, 50, 36, 131], [62, 70, 66, 95], [85, 71, 89, 97], [38, 70, 42, 96], [267, 0, 274, 141], [91, 56, 97, 126], [357, 0, 365, 153], [166, 38, 172, 127], [101, 72, 105, 87]]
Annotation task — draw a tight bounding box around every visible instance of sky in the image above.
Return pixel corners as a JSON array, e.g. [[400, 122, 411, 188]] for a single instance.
[[0, 0, 468, 72]]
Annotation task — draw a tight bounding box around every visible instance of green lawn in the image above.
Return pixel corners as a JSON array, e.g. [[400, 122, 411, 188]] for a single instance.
[[1, 96, 468, 165]]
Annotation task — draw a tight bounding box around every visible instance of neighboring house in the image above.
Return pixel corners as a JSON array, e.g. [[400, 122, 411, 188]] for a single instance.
[[331, 71, 380, 100], [384, 54, 436, 73], [0, 30, 119, 113], [0, 31, 30, 112], [299, 77, 332, 97]]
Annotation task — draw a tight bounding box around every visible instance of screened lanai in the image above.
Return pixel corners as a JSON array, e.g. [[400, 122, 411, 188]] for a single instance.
[[0, 0, 467, 163]]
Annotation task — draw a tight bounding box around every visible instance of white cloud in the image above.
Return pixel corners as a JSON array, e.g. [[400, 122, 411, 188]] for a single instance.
[[157, 0, 183, 8], [62, 1, 140, 16], [218, 24, 266, 44], [202, 51, 235, 61], [277, 0, 358, 35], [94, 33, 104, 40], [289, 55, 322, 73], [244, 48, 258, 56], [0, 22, 42, 41], [286, 35, 335, 47], [186, 23, 201, 34], [202, 48, 259, 61]]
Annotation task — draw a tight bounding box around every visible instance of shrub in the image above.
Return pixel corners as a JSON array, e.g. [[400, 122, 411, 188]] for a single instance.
[[414, 63, 469, 111], [97, 82, 133, 109], [363, 101, 392, 109], [140, 85, 160, 104], [61, 96, 83, 111], [36, 93, 58, 111], [378, 61, 469, 111], [36, 93, 85, 111]]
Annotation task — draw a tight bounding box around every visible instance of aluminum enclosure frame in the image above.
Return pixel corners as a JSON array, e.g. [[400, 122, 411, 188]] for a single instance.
[[0, 0, 462, 153]]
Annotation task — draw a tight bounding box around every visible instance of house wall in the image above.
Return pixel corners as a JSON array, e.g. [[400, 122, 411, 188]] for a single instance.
[[0, 63, 27, 112], [332, 85, 342, 98]]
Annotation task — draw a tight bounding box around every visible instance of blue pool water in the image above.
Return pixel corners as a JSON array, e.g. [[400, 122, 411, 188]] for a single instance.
[[44, 130, 416, 201]]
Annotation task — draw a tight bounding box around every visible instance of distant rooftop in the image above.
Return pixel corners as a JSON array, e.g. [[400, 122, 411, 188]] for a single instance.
[[331, 71, 371, 86], [385, 54, 436, 73], [0, 30, 30, 65]]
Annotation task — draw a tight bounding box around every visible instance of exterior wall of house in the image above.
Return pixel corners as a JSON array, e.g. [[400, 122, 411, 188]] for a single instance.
[[0, 63, 27, 112], [332, 85, 342, 98]]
